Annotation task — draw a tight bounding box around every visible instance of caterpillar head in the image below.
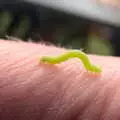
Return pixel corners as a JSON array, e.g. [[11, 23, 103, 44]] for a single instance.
[[89, 64, 102, 73]]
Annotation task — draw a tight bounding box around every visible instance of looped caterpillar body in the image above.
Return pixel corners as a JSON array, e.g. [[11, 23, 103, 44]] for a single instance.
[[40, 50, 102, 73]]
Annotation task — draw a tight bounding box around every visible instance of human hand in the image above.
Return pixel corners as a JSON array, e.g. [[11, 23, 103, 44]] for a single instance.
[[0, 40, 120, 120]]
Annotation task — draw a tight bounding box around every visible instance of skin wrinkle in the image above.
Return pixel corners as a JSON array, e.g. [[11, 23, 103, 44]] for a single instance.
[[2, 49, 40, 72], [41, 54, 120, 119], [0, 40, 69, 119], [0, 54, 40, 89], [61, 58, 85, 72], [0, 42, 43, 72], [0, 43, 29, 61], [0, 41, 63, 89], [51, 62, 120, 120], [76, 70, 120, 120], [55, 76, 103, 120], [42, 63, 102, 120], [39, 68, 73, 119], [20, 65, 62, 91], [0, 52, 37, 74], [21, 71, 65, 119], [0, 85, 58, 119], [71, 83, 104, 120], [0, 40, 98, 119], [101, 71, 120, 120], [78, 79, 117, 120], [20, 64, 77, 119], [100, 78, 120, 120], [1, 40, 120, 120], [41, 63, 85, 120], [0, 64, 38, 90], [0, 65, 40, 96], [0, 61, 62, 92], [105, 89, 120, 120], [0, 64, 37, 88], [0, 68, 63, 119]]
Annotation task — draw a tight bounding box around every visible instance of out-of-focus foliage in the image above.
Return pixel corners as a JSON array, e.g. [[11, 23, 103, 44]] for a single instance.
[[0, 0, 116, 56], [86, 35, 114, 55]]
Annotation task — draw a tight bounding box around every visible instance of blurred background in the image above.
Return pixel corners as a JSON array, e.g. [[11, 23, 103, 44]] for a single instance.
[[0, 0, 120, 56]]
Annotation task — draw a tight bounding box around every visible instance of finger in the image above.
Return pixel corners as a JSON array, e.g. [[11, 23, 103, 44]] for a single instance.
[[0, 40, 120, 120]]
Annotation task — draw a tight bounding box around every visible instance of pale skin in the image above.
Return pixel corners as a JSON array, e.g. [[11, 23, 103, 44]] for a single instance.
[[0, 40, 120, 120], [97, 0, 120, 8]]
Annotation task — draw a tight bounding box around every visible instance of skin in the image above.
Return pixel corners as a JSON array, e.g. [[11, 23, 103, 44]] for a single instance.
[[0, 40, 120, 120], [97, 0, 120, 8]]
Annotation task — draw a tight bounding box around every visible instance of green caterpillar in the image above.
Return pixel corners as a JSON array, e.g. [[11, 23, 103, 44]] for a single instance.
[[40, 50, 102, 73]]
